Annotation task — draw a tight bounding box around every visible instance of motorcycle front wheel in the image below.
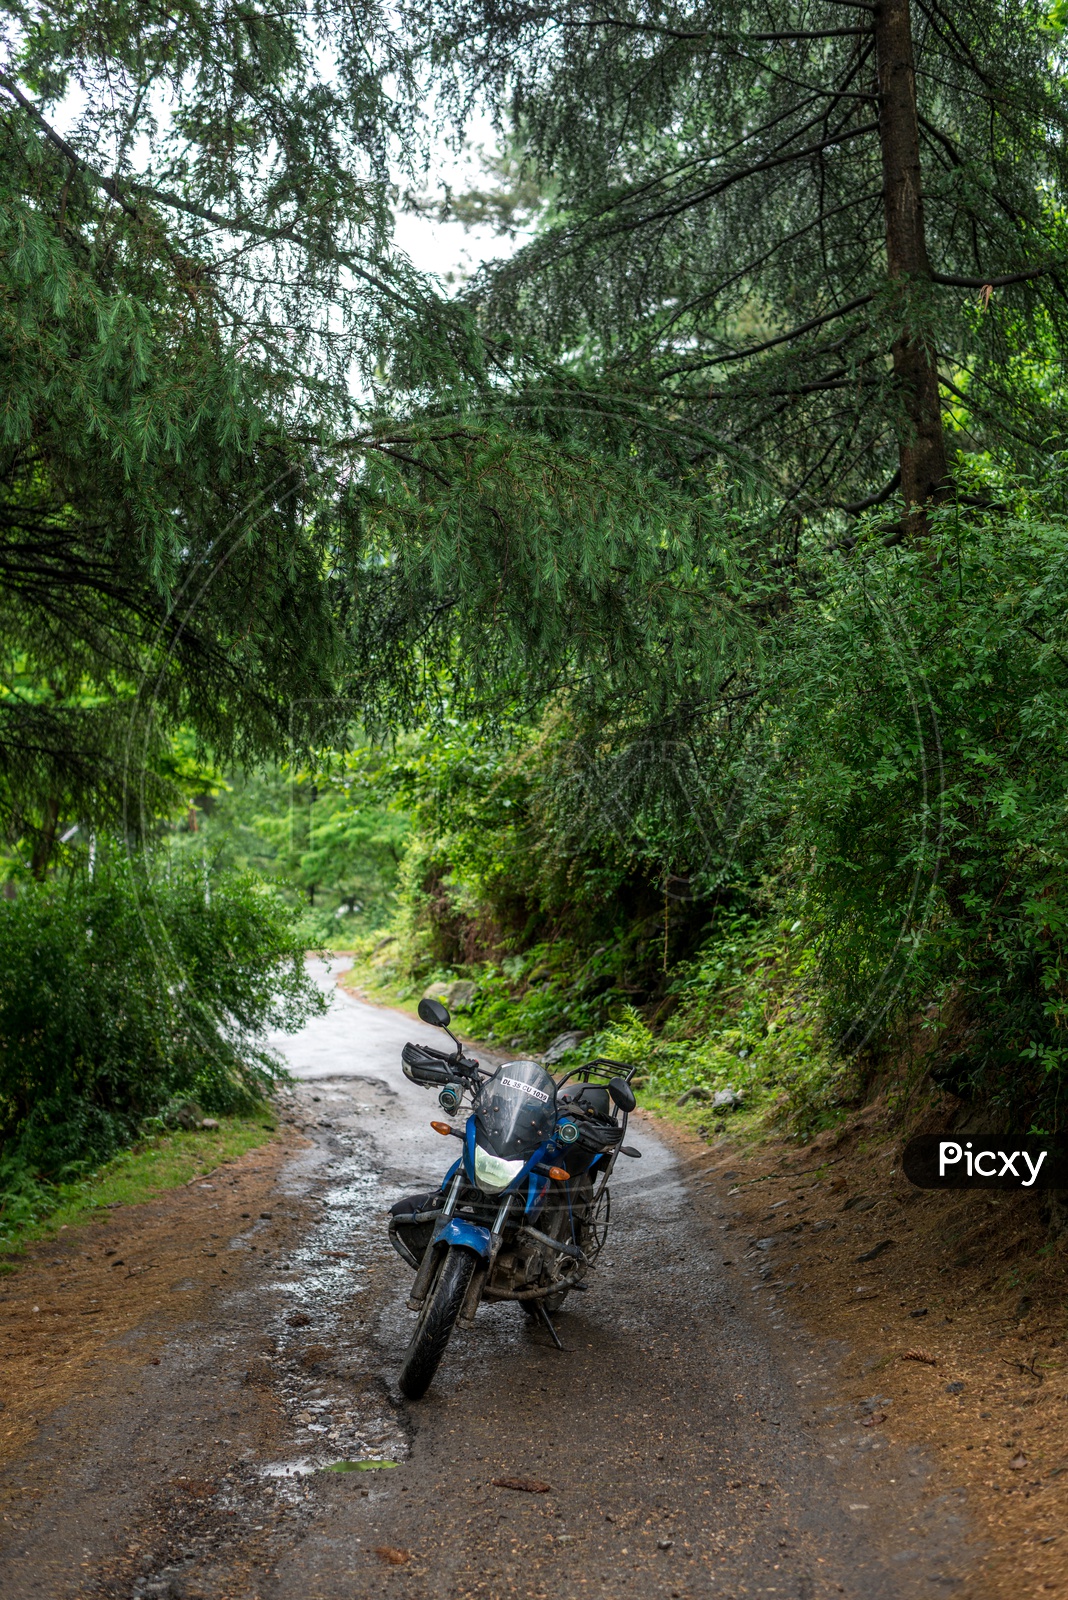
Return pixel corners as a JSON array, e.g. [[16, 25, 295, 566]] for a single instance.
[[397, 1246, 476, 1400]]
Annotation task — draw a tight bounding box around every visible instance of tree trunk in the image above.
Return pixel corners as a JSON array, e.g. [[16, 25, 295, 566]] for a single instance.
[[874, 0, 948, 533], [31, 796, 60, 880]]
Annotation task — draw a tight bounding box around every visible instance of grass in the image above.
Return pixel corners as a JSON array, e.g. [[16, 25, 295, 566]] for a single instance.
[[0, 1113, 280, 1263]]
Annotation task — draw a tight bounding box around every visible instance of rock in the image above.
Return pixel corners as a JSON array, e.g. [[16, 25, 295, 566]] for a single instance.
[[675, 1085, 711, 1106], [544, 1030, 587, 1064], [945, 1381, 964, 1394], [421, 978, 478, 1008], [841, 1194, 876, 1212], [199, 1117, 220, 1130], [287, 1311, 312, 1328], [856, 1239, 893, 1262], [753, 1237, 776, 1251], [712, 1087, 743, 1109], [859, 1394, 892, 1413]]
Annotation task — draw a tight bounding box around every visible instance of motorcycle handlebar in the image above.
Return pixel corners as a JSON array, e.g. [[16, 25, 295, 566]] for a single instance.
[[401, 1040, 483, 1087]]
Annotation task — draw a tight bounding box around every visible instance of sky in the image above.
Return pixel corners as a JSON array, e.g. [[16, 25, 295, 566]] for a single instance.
[[390, 118, 523, 289], [392, 208, 508, 286]]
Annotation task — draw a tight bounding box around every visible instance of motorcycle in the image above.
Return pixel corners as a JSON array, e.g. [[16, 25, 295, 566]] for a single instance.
[[388, 996, 640, 1399]]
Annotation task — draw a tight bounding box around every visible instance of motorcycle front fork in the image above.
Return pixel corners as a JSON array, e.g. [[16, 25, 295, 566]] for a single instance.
[[459, 1192, 512, 1324], [406, 1181, 513, 1314], [406, 1171, 464, 1309]]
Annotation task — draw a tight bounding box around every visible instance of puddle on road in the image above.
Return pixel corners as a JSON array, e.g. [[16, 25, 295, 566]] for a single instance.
[[245, 1079, 412, 1482], [260, 1457, 322, 1479]]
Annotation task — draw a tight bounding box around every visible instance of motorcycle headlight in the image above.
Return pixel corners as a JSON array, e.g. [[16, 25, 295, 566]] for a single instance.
[[473, 1145, 526, 1193]]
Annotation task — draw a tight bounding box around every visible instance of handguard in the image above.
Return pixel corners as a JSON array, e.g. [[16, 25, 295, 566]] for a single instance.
[[401, 1040, 480, 1086]]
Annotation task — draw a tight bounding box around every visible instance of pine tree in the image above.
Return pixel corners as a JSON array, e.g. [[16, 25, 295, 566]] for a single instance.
[[3, 0, 751, 853], [0, 0, 437, 860], [415, 0, 1068, 532]]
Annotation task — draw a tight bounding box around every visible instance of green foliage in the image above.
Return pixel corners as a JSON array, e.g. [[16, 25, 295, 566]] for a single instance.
[[0, 847, 324, 1179], [620, 917, 859, 1139], [162, 754, 410, 942], [0, 1113, 278, 1255], [765, 496, 1068, 1126], [0, 120, 356, 863], [417, 0, 1068, 517], [451, 941, 639, 1047], [345, 483, 1068, 1132]]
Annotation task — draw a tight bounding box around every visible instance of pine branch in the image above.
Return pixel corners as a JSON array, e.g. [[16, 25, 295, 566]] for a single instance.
[[931, 268, 1049, 288], [0, 70, 141, 223], [598, 123, 879, 238], [543, 13, 871, 41], [663, 295, 874, 376], [0, 70, 429, 322]]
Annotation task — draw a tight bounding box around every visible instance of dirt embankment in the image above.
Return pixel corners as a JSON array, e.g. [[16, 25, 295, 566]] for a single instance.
[[663, 1106, 1068, 1599], [0, 1133, 304, 1474]]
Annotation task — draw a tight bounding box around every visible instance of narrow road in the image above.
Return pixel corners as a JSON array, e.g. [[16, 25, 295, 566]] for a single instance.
[[0, 965, 979, 1600]]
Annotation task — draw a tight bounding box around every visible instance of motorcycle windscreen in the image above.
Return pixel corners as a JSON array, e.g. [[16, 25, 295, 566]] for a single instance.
[[474, 1059, 558, 1160]]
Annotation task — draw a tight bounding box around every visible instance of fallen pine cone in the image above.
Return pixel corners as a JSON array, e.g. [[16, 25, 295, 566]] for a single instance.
[[492, 1476, 552, 1494], [375, 1547, 410, 1566], [901, 1349, 938, 1365]]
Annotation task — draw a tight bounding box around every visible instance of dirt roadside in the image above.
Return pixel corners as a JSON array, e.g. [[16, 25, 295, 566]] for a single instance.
[[657, 1106, 1068, 1599], [0, 1131, 305, 1474]]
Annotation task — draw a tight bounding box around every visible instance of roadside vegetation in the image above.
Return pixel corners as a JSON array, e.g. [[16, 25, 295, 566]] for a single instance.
[[0, 850, 321, 1246], [0, 1113, 280, 1261]]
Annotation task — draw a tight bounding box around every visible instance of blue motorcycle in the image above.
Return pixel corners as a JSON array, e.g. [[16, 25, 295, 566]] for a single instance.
[[388, 997, 640, 1398]]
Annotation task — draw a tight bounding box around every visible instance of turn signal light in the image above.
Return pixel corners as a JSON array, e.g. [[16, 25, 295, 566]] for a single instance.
[[431, 1120, 453, 1136], [547, 1166, 569, 1182]]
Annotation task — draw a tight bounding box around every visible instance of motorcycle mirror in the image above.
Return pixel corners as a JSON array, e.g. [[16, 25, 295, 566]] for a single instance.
[[418, 997, 452, 1028], [608, 1076, 637, 1114]]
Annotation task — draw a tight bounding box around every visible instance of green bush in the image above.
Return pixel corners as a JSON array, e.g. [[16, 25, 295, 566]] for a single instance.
[[770, 501, 1068, 1124], [0, 850, 325, 1178], [580, 915, 858, 1140]]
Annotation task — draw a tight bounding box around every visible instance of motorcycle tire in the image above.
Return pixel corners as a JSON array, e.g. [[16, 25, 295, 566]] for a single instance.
[[397, 1246, 476, 1400]]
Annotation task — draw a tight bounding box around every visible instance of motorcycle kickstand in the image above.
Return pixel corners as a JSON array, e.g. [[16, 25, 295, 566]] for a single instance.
[[536, 1302, 564, 1351]]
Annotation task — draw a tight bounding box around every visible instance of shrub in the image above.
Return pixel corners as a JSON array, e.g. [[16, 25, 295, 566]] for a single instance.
[[0, 850, 324, 1177]]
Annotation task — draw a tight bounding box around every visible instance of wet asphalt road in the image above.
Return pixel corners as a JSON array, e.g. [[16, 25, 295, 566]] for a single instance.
[[0, 965, 981, 1599]]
